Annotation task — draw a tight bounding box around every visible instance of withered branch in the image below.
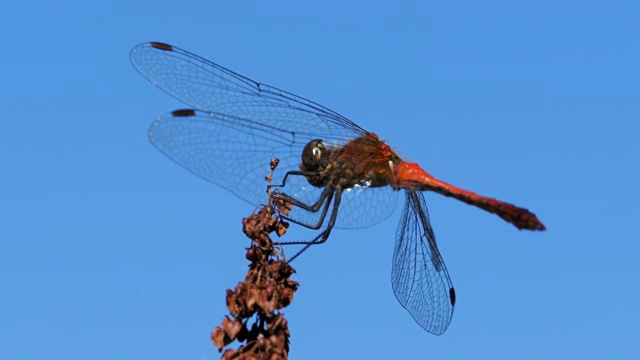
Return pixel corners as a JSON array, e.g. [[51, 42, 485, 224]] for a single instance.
[[212, 159, 298, 360]]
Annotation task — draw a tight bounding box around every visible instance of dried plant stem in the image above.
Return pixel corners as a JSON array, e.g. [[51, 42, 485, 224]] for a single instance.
[[212, 159, 298, 360]]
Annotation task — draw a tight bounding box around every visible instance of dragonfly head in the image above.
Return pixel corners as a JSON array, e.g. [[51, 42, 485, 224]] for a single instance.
[[300, 139, 330, 187]]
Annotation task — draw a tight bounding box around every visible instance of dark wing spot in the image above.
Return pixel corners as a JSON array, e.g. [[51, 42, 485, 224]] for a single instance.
[[449, 287, 456, 306], [149, 42, 174, 51], [172, 109, 197, 117]]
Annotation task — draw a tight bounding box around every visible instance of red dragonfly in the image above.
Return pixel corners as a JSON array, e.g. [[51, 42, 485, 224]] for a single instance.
[[130, 42, 545, 335]]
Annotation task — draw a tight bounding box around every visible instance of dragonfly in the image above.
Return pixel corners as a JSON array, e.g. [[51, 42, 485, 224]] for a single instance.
[[130, 42, 546, 335]]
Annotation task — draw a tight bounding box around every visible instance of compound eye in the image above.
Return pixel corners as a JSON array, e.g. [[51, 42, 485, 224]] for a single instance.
[[301, 139, 325, 171], [313, 143, 324, 160]]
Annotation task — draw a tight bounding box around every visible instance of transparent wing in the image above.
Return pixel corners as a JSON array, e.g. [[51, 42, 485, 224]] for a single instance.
[[130, 42, 368, 143], [392, 190, 455, 335], [148, 109, 398, 229], [132, 42, 400, 228]]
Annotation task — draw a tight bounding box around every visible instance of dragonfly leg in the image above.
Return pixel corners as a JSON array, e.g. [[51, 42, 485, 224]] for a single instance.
[[270, 170, 318, 189], [276, 189, 343, 263], [280, 186, 335, 230], [270, 169, 336, 229], [280, 183, 333, 212]]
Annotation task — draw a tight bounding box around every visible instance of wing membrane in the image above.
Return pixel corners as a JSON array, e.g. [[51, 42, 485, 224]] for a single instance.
[[392, 190, 455, 335], [147, 108, 398, 229], [133, 42, 400, 228], [130, 42, 367, 143]]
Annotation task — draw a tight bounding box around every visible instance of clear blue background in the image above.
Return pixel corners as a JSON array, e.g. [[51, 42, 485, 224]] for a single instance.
[[2, 1, 639, 359]]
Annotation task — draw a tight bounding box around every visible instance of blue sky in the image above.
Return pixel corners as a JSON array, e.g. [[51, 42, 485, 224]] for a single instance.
[[2, 0, 639, 359]]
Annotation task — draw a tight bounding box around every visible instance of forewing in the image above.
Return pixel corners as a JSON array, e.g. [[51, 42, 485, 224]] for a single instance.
[[149, 109, 303, 210], [391, 190, 455, 335], [130, 42, 367, 143], [148, 110, 399, 229], [134, 42, 399, 228]]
